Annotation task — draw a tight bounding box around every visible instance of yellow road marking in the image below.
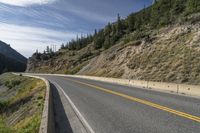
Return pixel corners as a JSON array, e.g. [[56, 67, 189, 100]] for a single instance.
[[65, 78, 200, 123]]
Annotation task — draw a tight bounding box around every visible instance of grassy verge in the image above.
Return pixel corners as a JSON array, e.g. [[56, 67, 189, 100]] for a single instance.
[[0, 73, 46, 133]]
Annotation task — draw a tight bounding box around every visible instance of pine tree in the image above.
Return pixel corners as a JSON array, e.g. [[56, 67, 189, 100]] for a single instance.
[[104, 22, 112, 36], [103, 36, 111, 49], [49, 48, 53, 54], [186, 0, 200, 13], [46, 46, 50, 54], [172, 0, 186, 15], [61, 44, 65, 49], [116, 14, 123, 35], [94, 29, 97, 36], [94, 30, 104, 49]]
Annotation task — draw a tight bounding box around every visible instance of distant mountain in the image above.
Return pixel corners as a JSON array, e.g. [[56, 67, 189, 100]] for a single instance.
[[0, 41, 27, 64], [0, 41, 27, 74]]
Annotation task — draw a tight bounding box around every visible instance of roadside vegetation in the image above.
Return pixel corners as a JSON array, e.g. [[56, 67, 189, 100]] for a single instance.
[[0, 73, 46, 133]]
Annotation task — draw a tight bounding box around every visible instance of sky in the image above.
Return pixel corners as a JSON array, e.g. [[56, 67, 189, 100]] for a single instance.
[[0, 0, 152, 57]]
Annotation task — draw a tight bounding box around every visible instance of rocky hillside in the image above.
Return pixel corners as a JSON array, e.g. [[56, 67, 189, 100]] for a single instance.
[[27, 0, 200, 85], [79, 24, 200, 85], [0, 41, 27, 74]]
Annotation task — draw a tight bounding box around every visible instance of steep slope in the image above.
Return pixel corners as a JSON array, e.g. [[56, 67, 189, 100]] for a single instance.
[[26, 43, 99, 74], [79, 24, 200, 84], [0, 41, 27, 74], [27, 0, 200, 85], [0, 41, 27, 64]]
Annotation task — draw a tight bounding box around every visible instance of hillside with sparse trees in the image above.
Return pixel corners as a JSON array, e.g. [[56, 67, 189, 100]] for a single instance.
[[27, 0, 200, 85]]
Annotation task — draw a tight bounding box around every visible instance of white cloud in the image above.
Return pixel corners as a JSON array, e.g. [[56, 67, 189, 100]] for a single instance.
[[52, 1, 116, 23], [0, 23, 80, 57], [68, 8, 116, 23], [0, 0, 55, 6]]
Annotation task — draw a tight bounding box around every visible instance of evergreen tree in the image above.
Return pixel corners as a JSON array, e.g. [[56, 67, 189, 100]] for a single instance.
[[103, 36, 111, 49], [94, 29, 97, 36], [116, 14, 123, 35], [127, 14, 135, 32], [186, 0, 200, 13], [61, 44, 65, 49], [49, 48, 53, 54], [104, 22, 112, 36], [172, 0, 186, 15], [94, 30, 104, 49], [46, 46, 50, 53]]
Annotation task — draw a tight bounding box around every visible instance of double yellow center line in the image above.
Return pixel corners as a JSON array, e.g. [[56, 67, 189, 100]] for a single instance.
[[65, 78, 200, 123]]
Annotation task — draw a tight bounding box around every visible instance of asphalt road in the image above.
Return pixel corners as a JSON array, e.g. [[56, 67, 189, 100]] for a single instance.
[[40, 75, 200, 133]]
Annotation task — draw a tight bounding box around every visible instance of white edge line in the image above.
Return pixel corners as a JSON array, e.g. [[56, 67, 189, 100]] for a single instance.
[[52, 81, 95, 133]]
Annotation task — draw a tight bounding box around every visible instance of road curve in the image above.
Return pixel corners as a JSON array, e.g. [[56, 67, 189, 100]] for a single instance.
[[39, 75, 200, 133]]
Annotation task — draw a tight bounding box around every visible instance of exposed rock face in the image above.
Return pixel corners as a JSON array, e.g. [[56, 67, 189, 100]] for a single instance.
[[26, 57, 68, 73]]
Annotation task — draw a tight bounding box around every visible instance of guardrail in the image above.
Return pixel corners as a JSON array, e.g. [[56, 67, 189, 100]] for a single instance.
[[64, 75, 200, 97]]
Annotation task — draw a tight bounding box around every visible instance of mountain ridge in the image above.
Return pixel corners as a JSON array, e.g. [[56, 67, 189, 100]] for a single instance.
[[0, 41, 27, 64], [0, 41, 27, 74]]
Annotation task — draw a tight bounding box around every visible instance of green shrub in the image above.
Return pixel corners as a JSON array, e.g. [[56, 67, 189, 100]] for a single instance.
[[4, 81, 10, 88], [64, 70, 72, 74], [4, 80, 21, 89], [0, 118, 13, 133], [17, 115, 41, 133], [37, 96, 43, 100], [0, 101, 9, 112], [11, 80, 21, 87]]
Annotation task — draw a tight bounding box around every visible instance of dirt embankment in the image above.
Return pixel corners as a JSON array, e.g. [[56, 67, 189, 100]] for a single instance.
[[27, 23, 200, 85], [79, 24, 200, 85]]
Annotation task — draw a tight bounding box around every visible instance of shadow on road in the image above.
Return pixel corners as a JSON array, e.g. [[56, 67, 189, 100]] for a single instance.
[[51, 83, 73, 133]]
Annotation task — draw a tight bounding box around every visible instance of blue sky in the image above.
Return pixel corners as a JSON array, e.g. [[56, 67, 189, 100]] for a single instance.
[[0, 0, 152, 57]]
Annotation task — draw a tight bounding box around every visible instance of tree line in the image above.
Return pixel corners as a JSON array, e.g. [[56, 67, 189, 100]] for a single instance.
[[33, 0, 200, 59], [60, 0, 200, 51]]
